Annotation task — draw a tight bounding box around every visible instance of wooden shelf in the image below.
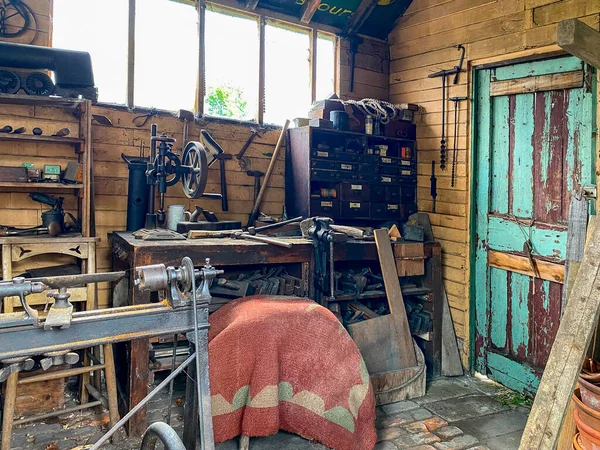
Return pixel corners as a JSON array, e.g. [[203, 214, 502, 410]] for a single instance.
[[0, 182, 83, 189], [0, 93, 85, 109], [0, 133, 84, 148]]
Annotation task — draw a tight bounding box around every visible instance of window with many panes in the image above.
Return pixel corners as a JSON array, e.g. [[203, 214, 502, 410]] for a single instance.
[[51, 0, 337, 125]]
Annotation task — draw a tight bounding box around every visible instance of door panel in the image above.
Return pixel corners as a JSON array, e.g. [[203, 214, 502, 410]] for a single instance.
[[473, 56, 596, 394]]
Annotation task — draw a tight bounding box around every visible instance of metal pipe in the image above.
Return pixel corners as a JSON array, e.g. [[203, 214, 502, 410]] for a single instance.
[[89, 352, 196, 450], [190, 260, 207, 450], [140, 422, 186, 450]]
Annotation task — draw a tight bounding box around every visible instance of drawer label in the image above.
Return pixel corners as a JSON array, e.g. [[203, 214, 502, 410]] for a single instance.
[[381, 176, 392, 183], [401, 160, 411, 166], [350, 202, 361, 208], [341, 163, 353, 170], [317, 151, 329, 157], [382, 157, 392, 164], [351, 184, 363, 190], [401, 170, 412, 176], [387, 204, 399, 210], [321, 201, 333, 207]]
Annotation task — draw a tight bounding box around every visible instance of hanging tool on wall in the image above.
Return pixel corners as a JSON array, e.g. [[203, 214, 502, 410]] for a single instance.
[[247, 120, 290, 227], [449, 96, 467, 187], [427, 45, 465, 170], [343, 35, 363, 93], [236, 127, 263, 170], [430, 160, 437, 213], [200, 130, 230, 212]]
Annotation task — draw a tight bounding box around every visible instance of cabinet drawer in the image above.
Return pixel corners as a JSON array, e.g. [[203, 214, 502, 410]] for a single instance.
[[359, 173, 377, 183], [311, 169, 338, 181], [400, 185, 416, 203], [311, 199, 340, 217], [398, 168, 415, 178], [379, 156, 399, 165], [341, 182, 371, 201], [342, 201, 370, 218], [311, 149, 334, 159], [378, 175, 397, 184], [336, 162, 358, 172], [359, 163, 377, 174], [372, 185, 386, 200], [386, 186, 400, 202], [336, 152, 359, 163], [371, 203, 401, 220], [311, 160, 336, 170], [379, 165, 400, 176]]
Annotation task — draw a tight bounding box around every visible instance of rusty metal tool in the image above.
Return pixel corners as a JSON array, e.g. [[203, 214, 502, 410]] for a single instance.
[[0, 126, 12, 133], [236, 128, 262, 160], [430, 160, 437, 213], [232, 231, 292, 248], [449, 96, 467, 187], [246, 170, 264, 203], [247, 216, 303, 235], [427, 44, 465, 170], [11, 127, 25, 134]]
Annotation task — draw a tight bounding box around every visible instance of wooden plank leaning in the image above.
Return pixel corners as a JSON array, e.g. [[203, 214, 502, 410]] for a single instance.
[[519, 216, 600, 449]]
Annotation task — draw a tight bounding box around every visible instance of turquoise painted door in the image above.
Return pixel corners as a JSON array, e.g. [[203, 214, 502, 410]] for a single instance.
[[473, 56, 596, 394]]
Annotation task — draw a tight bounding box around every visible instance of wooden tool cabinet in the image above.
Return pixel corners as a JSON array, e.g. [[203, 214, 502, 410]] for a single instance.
[[285, 126, 417, 223]]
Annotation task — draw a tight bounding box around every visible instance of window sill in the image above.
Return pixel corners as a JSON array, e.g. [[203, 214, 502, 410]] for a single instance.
[[92, 102, 283, 130]]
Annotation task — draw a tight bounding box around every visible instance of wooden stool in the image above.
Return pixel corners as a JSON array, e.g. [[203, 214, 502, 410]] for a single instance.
[[0, 343, 120, 450]]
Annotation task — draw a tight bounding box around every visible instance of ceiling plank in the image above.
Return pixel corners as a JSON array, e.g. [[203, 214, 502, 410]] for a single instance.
[[245, 0, 259, 11], [345, 0, 378, 35], [558, 19, 600, 70], [300, 0, 321, 24]]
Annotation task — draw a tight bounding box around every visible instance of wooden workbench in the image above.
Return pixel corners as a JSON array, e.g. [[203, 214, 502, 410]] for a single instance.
[[108, 232, 314, 436]]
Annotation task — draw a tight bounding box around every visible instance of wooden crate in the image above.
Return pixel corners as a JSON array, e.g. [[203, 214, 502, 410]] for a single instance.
[[393, 242, 425, 276], [12, 368, 65, 416]]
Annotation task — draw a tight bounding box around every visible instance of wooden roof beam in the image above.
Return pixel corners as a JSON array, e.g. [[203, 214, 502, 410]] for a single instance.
[[558, 19, 600, 70], [344, 0, 378, 35], [300, 0, 321, 24]]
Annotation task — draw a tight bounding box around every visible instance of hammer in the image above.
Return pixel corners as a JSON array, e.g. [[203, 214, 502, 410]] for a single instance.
[[236, 128, 262, 160], [246, 170, 264, 202]]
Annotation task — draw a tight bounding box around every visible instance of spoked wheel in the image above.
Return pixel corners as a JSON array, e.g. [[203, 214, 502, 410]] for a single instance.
[[181, 141, 208, 199]]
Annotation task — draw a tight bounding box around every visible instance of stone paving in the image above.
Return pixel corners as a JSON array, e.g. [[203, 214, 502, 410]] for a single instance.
[[7, 375, 528, 449]]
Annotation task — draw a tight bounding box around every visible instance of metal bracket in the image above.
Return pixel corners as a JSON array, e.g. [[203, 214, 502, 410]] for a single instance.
[[582, 185, 597, 200]]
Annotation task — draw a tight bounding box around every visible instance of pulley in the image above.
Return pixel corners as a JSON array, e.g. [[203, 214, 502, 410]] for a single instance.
[[23, 71, 54, 96], [0, 69, 19, 94], [181, 141, 208, 199]]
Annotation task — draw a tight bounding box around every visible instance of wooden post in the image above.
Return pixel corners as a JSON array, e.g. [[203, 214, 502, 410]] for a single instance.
[[557, 19, 600, 71], [1, 370, 19, 450], [519, 217, 600, 449], [104, 343, 121, 442]]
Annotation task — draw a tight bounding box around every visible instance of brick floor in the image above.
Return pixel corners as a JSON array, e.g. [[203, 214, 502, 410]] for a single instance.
[[8, 375, 526, 449]]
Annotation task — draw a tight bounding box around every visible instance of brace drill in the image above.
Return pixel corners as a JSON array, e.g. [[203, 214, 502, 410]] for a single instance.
[[0, 258, 222, 450]]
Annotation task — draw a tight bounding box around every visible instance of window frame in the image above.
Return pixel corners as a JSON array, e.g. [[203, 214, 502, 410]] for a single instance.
[[122, 0, 338, 124]]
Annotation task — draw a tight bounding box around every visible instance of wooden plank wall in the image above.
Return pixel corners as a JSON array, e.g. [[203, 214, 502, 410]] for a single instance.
[[0, 5, 389, 311], [338, 37, 390, 101], [389, 0, 600, 363]]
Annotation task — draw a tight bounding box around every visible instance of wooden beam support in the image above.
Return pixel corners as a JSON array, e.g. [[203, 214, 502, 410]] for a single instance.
[[300, 0, 320, 24], [558, 19, 600, 70], [245, 0, 259, 10], [344, 0, 378, 35], [519, 217, 600, 449], [127, 0, 136, 107], [309, 28, 318, 103]]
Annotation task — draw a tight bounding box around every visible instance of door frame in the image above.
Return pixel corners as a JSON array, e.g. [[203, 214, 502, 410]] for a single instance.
[[467, 46, 599, 381]]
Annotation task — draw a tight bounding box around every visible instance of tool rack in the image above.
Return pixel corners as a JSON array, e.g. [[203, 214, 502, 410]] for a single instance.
[[0, 94, 93, 237]]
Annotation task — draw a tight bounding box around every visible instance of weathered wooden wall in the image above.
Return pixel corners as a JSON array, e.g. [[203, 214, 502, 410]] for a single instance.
[[0, 4, 389, 310], [338, 37, 390, 101], [389, 0, 600, 362]]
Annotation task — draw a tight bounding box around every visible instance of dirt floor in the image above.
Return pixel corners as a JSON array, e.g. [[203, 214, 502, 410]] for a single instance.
[[7, 375, 528, 450]]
